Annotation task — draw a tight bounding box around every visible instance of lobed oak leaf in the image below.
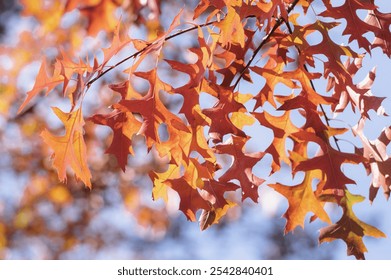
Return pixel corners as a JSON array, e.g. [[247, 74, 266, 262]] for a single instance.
[[230, 112, 255, 130], [166, 177, 210, 221], [101, 22, 131, 70], [18, 59, 64, 114], [364, 10, 391, 57], [155, 127, 193, 166], [202, 86, 248, 143], [319, 191, 386, 260], [215, 135, 265, 202], [277, 95, 329, 134], [293, 131, 364, 198], [113, 70, 188, 151], [199, 179, 238, 230], [150, 164, 181, 202], [270, 169, 331, 233], [56, 49, 92, 96], [331, 59, 386, 118], [299, 20, 359, 93], [215, 0, 245, 48], [216, 28, 256, 87], [176, 107, 215, 162], [320, 0, 377, 53], [251, 0, 289, 32], [353, 119, 391, 201], [252, 110, 299, 172], [167, 158, 233, 222], [251, 58, 297, 109], [199, 201, 236, 231], [193, 0, 226, 22], [41, 107, 92, 188], [89, 110, 141, 171], [201, 179, 238, 205], [109, 80, 143, 100], [183, 158, 214, 188], [166, 26, 215, 91]]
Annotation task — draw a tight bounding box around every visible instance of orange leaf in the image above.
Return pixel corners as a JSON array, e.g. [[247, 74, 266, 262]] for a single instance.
[[18, 59, 63, 113], [319, 191, 386, 259], [270, 170, 331, 233], [41, 107, 92, 188]]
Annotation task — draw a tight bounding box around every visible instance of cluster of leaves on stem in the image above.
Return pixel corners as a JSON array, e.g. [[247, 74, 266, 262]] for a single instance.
[[14, 0, 391, 259]]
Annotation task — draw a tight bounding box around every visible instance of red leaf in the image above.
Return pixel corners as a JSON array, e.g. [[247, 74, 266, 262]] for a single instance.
[[89, 110, 141, 171], [166, 178, 210, 221], [215, 135, 265, 202], [292, 131, 363, 197]]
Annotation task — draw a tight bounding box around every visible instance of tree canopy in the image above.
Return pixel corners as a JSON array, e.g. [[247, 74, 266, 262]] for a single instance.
[[1, 0, 391, 259]]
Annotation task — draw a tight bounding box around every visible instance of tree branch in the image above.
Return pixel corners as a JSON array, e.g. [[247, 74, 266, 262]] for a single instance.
[[232, 0, 300, 90], [283, 11, 342, 152], [86, 20, 217, 88]]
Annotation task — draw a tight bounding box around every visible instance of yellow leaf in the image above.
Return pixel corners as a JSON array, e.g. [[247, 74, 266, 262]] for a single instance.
[[230, 112, 255, 129], [150, 164, 180, 202]]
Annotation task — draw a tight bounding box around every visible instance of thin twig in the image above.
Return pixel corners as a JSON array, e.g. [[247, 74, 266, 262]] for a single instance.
[[283, 9, 342, 151], [232, 0, 300, 90], [86, 20, 217, 88]]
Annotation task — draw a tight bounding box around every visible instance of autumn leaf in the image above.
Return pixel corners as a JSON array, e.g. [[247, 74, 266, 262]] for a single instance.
[[113, 70, 188, 151], [150, 164, 181, 202], [298, 20, 358, 92], [41, 107, 92, 188], [252, 110, 299, 172], [89, 80, 143, 171], [18, 59, 64, 113], [320, 0, 377, 53], [353, 119, 391, 201], [278, 94, 329, 134], [319, 191, 386, 260], [365, 10, 391, 57], [89, 110, 141, 171], [329, 56, 386, 118], [166, 175, 210, 222], [215, 0, 245, 48], [251, 56, 297, 109], [215, 135, 264, 202], [199, 179, 239, 230], [202, 86, 249, 143], [270, 169, 331, 233], [100, 22, 131, 70], [293, 131, 363, 197]]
